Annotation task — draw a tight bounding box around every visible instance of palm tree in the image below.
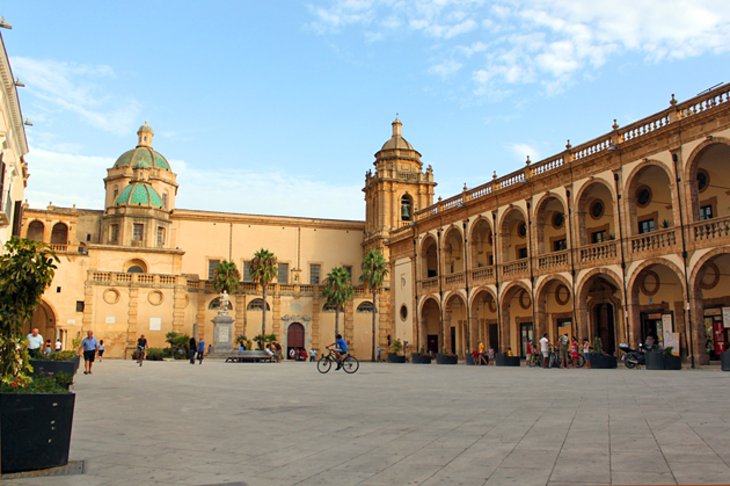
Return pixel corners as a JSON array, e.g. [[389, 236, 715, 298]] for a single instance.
[[361, 249, 388, 362], [322, 266, 354, 338], [250, 248, 277, 335]]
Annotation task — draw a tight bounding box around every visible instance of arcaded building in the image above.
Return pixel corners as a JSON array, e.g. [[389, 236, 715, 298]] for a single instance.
[[22, 85, 730, 365]]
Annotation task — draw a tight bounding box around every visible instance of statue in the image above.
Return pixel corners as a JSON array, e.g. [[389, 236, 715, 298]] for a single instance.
[[218, 290, 230, 315]]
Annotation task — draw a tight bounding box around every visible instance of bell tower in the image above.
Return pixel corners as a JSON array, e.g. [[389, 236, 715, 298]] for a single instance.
[[363, 118, 436, 254]]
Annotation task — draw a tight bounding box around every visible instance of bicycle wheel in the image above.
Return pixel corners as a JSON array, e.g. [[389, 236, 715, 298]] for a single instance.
[[576, 354, 585, 368], [342, 355, 359, 374], [317, 356, 332, 374]]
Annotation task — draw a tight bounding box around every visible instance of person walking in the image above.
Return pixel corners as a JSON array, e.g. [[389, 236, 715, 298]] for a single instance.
[[539, 333, 550, 368], [189, 336, 197, 364], [582, 338, 591, 368], [80, 330, 99, 375], [98, 340, 105, 362], [26, 328, 44, 358], [570, 336, 579, 368], [136, 334, 148, 366], [559, 333, 569, 368], [197, 338, 205, 365], [55, 338, 62, 351]]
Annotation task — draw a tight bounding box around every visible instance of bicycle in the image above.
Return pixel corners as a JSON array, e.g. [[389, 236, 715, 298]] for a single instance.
[[317, 347, 359, 374], [136, 348, 146, 367]]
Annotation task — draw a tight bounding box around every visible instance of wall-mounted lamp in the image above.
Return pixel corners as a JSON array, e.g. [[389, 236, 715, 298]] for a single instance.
[[0, 17, 12, 29]]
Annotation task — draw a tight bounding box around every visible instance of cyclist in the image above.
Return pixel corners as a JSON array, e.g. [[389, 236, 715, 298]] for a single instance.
[[136, 334, 148, 367], [327, 334, 348, 370]]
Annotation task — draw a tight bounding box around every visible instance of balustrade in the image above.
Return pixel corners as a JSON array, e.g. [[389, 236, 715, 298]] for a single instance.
[[537, 250, 568, 271], [501, 259, 529, 278], [579, 240, 617, 264], [691, 216, 730, 244], [420, 276, 439, 292], [471, 266, 494, 282], [629, 228, 677, 255]]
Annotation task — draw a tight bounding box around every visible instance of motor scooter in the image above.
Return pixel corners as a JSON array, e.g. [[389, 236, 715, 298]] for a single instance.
[[619, 342, 646, 369]]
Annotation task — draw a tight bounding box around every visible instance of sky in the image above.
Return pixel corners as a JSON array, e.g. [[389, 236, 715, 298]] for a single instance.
[[3, 0, 729, 220]]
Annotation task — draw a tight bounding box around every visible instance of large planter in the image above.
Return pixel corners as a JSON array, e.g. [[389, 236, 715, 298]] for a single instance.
[[466, 354, 475, 365], [387, 353, 406, 363], [722, 350, 730, 371], [30, 356, 80, 378], [589, 353, 617, 369], [646, 351, 682, 370], [411, 354, 432, 364], [495, 353, 521, 367], [664, 355, 682, 370], [1, 392, 75, 473], [436, 353, 458, 365]]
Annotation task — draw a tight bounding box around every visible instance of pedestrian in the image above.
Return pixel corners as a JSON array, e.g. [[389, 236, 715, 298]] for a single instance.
[[26, 327, 44, 358], [570, 336, 579, 367], [207, 343, 213, 355], [525, 340, 532, 366], [299, 347, 307, 361], [80, 330, 99, 375], [506, 347, 513, 357], [309, 348, 317, 362], [487, 346, 495, 364], [539, 333, 550, 368], [55, 338, 62, 351], [189, 336, 197, 364], [98, 339, 105, 362], [582, 338, 591, 368], [376, 345, 382, 362], [197, 339, 206, 364], [559, 333, 569, 368], [289, 347, 297, 360]]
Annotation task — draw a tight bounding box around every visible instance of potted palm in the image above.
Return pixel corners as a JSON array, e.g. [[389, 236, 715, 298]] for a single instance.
[[321, 266, 354, 338], [250, 249, 277, 336], [387, 338, 406, 363], [589, 336, 617, 369], [411, 348, 432, 364], [361, 249, 388, 362], [436, 347, 458, 365], [0, 238, 75, 474]]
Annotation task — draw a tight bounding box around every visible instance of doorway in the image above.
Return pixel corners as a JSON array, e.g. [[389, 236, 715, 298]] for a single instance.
[[450, 327, 456, 354], [488, 323, 499, 352], [287, 322, 305, 359], [593, 303, 615, 354], [427, 334, 438, 355], [519, 322, 533, 358], [704, 308, 728, 360]]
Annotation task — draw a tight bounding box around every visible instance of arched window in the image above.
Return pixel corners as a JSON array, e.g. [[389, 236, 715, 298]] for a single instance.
[[51, 222, 68, 244], [125, 259, 147, 273], [247, 298, 270, 311], [208, 297, 233, 311], [127, 266, 144, 273], [356, 301, 375, 313], [323, 302, 338, 312], [27, 220, 44, 242], [400, 194, 413, 222]]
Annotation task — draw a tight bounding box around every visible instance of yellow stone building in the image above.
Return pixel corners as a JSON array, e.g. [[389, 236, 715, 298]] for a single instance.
[[20, 84, 730, 366]]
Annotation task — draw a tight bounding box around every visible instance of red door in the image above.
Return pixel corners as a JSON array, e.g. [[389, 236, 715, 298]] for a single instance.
[[713, 321, 726, 354]]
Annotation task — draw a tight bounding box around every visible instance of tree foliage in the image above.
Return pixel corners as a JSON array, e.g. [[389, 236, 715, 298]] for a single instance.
[[0, 238, 59, 384], [322, 266, 354, 337], [250, 249, 277, 335], [361, 249, 388, 361], [212, 260, 241, 294]]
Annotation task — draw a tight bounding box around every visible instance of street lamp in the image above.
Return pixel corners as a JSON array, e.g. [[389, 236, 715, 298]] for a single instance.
[[0, 17, 12, 29], [14, 77, 25, 87], [23, 118, 33, 127]]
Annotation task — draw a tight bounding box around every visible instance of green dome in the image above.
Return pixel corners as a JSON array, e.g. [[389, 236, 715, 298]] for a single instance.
[[115, 182, 163, 208], [113, 146, 171, 171]]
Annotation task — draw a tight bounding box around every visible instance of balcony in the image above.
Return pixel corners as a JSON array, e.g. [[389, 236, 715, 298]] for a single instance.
[[691, 216, 730, 248], [578, 240, 618, 266], [443, 272, 465, 291], [471, 266, 495, 285], [629, 228, 678, 257], [537, 250, 569, 273], [419, 276, 439, 293], [501, 259, 529, 280]]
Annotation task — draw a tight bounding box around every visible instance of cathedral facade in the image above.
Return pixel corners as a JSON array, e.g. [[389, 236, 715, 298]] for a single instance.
[[21, 84, 730, 365]]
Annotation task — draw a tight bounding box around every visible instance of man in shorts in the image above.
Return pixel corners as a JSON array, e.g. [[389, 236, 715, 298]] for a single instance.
[[539, 333, 550, 369], [80, 330, 99, 375], [327, 334, 348, 370]]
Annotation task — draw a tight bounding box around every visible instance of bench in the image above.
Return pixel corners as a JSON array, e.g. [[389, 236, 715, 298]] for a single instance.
[[225, 350, 275, 363]]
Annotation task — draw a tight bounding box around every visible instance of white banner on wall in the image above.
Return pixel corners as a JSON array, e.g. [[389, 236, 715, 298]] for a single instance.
[[722, 307, 730, 328], [105, 316, 116, 324], [149, 317, 161, 331]]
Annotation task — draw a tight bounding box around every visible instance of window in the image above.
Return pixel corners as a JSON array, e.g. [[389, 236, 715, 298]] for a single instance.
[[343, 265, 353, 282], [109, 224, 119, 243], [247, 298, 270, 311], [400, 194, 413, 221], [75, 301, 85, 312], [591, 230, 607, 243], [590, 200, 605, 219], [310, 264, 321, 285], [357, 301, 375, 313], [242, 261, 252, 282], [697, 169, 709, 192], [638, 219, 655, 234], [132, 223, 144, 241], [162, 192, 168, 209], [208, 259, 221, 280], [487, 255, 494, 266], [636, 186, 652, 207], [278, 263, 289, 284], [517, 222, 527, 238], [553, 239, 567, 251], [552, 212, 564, 229], [156, 227, 165, 247], [517, 247, 528, 259], [127, 266, 144, 273], [323, 302, 338, 312], [700, 205, 713, 220], [113, 186, 118, 199]]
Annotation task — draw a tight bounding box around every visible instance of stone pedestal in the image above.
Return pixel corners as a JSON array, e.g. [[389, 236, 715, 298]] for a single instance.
[[212, 314, 234, 353]]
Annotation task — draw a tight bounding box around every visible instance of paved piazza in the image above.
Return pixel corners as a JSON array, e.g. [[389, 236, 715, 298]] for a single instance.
[[7, 360, 730, 486]]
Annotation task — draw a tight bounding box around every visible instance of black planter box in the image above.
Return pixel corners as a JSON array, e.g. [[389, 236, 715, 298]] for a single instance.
[[436, 353, 458, 365], [495, 353, 521, 366], [466, 355, 475, 365], [411, 354, 432, 364], [387, 353, 406, 363], [664, 355, 682, 370], [589, 353, 617, 369], [646, 351, 682, 370], [1, 392, 75, 473], [722, 351, 730, 371], [30, 357, 80, 378]]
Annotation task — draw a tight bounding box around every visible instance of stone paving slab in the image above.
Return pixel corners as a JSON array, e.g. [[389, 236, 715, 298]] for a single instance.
[[4, 360, 730, 486]]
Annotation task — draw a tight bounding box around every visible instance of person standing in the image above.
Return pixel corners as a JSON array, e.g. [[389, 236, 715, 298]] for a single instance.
[[309, 348, 317, 362], [43, 339, 53, 356], [525, 340, 532, 366], [80, 330, 99, 375], [26, 328, 44, 358], [189, 336, 197, 364], [98, 340, 105, 362], [197, 338, 205, 365], [582, 338, 591, 369], [55, 338, 62, 351], [570, 336, 579, 368], [539, 333, 550, 368], [559, 333, 569, 369]]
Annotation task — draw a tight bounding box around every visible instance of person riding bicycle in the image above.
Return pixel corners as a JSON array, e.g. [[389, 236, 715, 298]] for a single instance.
[[327, 334, 348, 370], [136, 334, 148, 366]]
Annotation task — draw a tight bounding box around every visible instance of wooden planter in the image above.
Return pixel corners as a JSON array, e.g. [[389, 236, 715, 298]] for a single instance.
[[411, 354, 432, 364], [589, 353, 617, 369], [495, 353, 521, 367], [387, 353, 406, 363], [722, 350, 730, 371], [1, 392, 75, 473], [436, 353, 458, 365]]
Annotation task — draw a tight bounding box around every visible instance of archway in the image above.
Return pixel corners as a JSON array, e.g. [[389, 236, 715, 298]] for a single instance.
[[421, 297, 441, 355], [686, 141, 730, 221], [125, 258, 148, 273], [625, 163, 675, 236], [50, 222, 68, 245], [469, 218, 493, 270], [576, 181, 615, 246], [470, 288, 498, 352], [444, 293, 467, 356], [421, 236, 438, 279], [500, 207, 528, 264], [536, 277, 573, 343], [578, 272, 622, 354], [286, 322, 305, 359], [442, 226, 464, 275], [693, 252, 730, 361], [535, 195, 567, 255], [500, 282, 533, 357], [28, 300, 57, 349], [27, 220, 44, 242]]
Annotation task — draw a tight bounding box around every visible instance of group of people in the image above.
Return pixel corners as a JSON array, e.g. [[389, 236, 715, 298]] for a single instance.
[[534, 333, 591, 368], [471, 341, 497, 365], [27, 328, 106, 375], [26, 327, 66, 357], [187, 336, 206, 365]]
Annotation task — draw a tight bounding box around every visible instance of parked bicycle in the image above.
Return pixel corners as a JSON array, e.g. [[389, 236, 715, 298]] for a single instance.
[[317, 347, 359, 374]]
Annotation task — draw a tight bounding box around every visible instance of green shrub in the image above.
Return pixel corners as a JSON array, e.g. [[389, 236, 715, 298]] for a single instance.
[[145, 348, 166, 361]]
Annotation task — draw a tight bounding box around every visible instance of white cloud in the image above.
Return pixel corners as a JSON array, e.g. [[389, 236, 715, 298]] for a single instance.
[[23, 148, 364, 221], [508, 143, 540, 163], [11, 57, 141, 135], [428, 59, 463, 77]]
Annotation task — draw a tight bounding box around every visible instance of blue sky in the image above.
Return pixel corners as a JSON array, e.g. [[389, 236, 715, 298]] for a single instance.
[[3, 1, 729, 219]]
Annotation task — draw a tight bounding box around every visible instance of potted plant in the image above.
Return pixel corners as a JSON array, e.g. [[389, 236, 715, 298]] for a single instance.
[[411, 348, 432, 364], [647, 345, 682, 370], [436, 347, 458, 365], [0, 238, 75, 474], [165, 331, 191, 360], [495, 351, 521, 366], [721, 349, 730, 371], [387, 338, 406, 363], [30, 350, 81, 378], [589, 337, 617, 369], [663, 347, 682, 370]]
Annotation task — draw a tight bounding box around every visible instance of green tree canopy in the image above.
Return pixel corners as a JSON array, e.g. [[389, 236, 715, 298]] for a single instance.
[[212, 260, 241, 294], [361, 249, 388, 361], [322, 266, 354, 338], [250, 248, 277, 335]]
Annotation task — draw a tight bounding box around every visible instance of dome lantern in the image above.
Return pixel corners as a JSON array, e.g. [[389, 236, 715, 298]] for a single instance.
[[137, 121, 154, 148]]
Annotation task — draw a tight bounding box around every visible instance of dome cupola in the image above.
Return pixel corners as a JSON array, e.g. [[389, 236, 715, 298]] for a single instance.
[[113, 122, 171, 170], [380, 117, 415, 151]]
